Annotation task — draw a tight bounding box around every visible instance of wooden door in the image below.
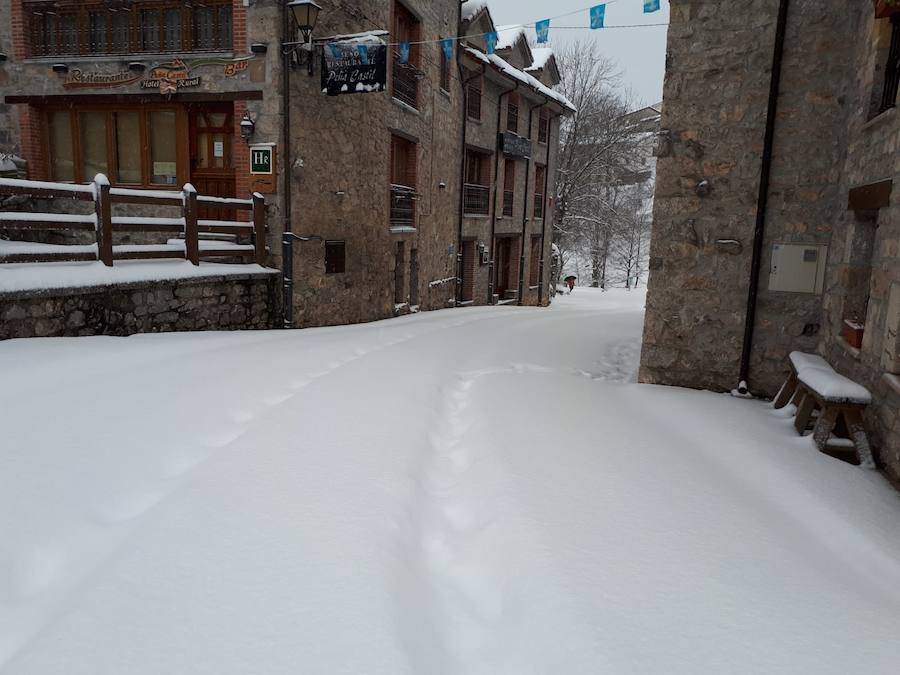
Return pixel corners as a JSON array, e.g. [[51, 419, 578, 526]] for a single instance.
[[495, 238, 512, 297], [189, 104, 236, 220]]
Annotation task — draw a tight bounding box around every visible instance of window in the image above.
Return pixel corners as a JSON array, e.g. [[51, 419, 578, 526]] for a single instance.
[[467, 77, 483, 120], [529, 236, 542, 287], [533, 165, 546, 219], [26, 1, 233, 57], [392, 2, 421, 109], [464, 149, 491, 215], [325, 241, 346, 274], [538, 109, 550, 144], [46, 107, 182, 186], [503, 159, 515, 217], [507, 95, 519, 134], [439, 44, 451, 92], [880, 15, 900, 114], [390, 134, 417, 227], [884, 283, 900, 373]]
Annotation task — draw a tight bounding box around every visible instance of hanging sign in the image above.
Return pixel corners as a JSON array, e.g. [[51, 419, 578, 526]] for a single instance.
[[63, 69, 141, 90], [321, 42, 387, 96], [590, 4, 606, 29], [535, 19, 550, 44]]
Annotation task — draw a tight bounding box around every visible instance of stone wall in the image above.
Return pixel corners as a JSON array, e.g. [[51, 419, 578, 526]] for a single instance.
[[641, 0, 900, 480], [0, 273, 278, 340]]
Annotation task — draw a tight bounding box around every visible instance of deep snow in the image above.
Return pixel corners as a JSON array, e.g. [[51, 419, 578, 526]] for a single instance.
[[1, 289, 899, 674]]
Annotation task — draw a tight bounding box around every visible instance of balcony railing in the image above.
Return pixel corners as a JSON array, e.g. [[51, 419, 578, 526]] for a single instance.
[[502, 190, 514, 217], [463, 184, 490, 215], [392, 61, 419, 109], [390, 184, 417, 228]]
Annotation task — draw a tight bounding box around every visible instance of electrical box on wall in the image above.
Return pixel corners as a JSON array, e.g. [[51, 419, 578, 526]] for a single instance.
[[768, 243, 827, 294]]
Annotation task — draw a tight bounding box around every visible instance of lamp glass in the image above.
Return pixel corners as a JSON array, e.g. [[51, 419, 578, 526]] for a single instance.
[[288, 0, 321, 32]]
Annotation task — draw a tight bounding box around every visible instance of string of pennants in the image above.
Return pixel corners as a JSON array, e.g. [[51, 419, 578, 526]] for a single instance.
[[379, 0, 665, 64]]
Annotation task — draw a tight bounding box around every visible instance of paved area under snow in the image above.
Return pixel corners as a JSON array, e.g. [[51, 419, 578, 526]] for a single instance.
[[2, 289, 900, 674]]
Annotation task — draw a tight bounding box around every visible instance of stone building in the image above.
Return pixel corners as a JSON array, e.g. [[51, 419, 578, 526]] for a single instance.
[[0, 0, 569, 330], [641, 0, 900, 480]]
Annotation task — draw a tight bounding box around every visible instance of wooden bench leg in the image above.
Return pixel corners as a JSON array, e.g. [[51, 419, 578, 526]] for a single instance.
[[794, 390, 816, 435], [843, 408, 875, 469], [773, 372, 798, 410], [812, 406, 839, 451]]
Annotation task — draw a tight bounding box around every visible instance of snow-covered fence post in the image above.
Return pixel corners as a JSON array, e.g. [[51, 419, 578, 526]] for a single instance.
[[183, 183, 199, 265], [252, 192, 266, 266], [93, 174, 113, 267]]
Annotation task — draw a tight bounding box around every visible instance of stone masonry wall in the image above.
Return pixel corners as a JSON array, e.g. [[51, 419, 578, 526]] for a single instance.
[[0, 273, 278, 340]]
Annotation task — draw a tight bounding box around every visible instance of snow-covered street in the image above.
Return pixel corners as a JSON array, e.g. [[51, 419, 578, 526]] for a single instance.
[[2, 289, 900, 674]]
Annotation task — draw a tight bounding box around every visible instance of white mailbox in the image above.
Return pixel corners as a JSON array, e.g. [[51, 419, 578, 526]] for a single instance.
[[768, 243, 827, 294]]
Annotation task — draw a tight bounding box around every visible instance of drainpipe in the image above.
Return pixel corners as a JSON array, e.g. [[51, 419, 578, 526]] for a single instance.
[[537, 109, 562, 306], [281, 1, 295, 328], [456, 63, 487, 304], [488, 82, 520, 304], [737, 0, 790, 394], [517, 99, 541, 305]]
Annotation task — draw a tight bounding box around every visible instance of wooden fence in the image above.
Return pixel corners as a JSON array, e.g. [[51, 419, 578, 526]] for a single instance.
[[0, 175, 266, 266]]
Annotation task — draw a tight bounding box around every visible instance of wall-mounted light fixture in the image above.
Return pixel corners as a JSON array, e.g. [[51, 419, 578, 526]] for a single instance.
[[128, 61, 146, 73], [284, 0, 322, 76], [240, 112, 256, 143], [251, 43, 268, 55], [0, 53, 8, 63], [51, 63, 69, 74]]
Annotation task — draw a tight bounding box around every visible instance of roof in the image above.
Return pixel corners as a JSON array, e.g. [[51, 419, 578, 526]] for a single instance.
[[461, 0, 489, 22], [465, 46, 576, 112], [526, 47, 554, 72], [496, 25, 526, 50]]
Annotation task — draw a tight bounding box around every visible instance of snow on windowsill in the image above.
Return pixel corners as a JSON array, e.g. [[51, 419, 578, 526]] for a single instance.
[[836, 336, 862, 360]]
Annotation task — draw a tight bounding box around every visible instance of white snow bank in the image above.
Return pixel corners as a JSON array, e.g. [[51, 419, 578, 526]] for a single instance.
[[0, 259, 276, 293], [0, 288, 898, 674], [798, 367, 872, 404]]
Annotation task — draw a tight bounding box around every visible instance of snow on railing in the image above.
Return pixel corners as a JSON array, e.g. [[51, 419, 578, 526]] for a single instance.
[[0, 174, 267, 268]]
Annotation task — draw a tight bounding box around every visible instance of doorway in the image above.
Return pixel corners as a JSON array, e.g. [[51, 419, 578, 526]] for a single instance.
[[189, 104, 236, 220]]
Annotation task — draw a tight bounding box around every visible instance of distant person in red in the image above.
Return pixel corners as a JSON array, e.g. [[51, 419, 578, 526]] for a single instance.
[[564, 275, 576, 294]]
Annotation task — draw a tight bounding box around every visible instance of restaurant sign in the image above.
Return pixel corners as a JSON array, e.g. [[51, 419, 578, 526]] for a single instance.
[[63, 69, 142, 90], [321, 42, 387, 97], [500, 131, 532, 160]]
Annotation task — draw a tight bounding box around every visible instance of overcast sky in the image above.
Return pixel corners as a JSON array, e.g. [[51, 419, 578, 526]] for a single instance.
[[483, 0, 670, 107]]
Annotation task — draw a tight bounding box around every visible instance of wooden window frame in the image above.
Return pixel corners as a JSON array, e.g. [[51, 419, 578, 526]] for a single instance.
[[391, 1, 421, 109], [507, 95, 519, 134], [24, 0, 233, 58], [533, 164, 546, 219], [538, 110, 550, 144], [439, 44, 451, 93], [466, 77, 483, 121], [42, 104, 189, 188]]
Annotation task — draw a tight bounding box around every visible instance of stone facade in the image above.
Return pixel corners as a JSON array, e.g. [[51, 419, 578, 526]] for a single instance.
[[0, 272, 278, 340], [0, 0, 567, 329], [641, 0, 900, 480]]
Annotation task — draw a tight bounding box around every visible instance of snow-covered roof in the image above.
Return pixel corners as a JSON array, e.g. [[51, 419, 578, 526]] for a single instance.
[[465, 46, 576, 112], [526, 47, 554, 72], [461, 0, 489, 22], [496, 25, 525, 50]]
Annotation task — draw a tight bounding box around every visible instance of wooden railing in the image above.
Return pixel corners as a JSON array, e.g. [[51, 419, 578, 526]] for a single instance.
[[0, 175, 267, 266]]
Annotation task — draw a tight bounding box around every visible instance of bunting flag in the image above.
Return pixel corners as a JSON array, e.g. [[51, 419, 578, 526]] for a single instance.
[[535, 19, 550, 44], [328, 44, 342, 59], [590, 4, 606, 28], [643, 0, 661, 12], [398, 42, 411, 64], [441, 37, 454, 62], [485, 31, 498, 55]]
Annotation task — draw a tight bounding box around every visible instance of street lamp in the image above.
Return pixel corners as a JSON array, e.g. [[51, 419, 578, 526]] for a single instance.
[[281, 0, 323, 328], [288, 0, 321, 43]]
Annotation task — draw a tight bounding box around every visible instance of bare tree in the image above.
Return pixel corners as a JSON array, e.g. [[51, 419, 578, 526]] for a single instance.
[[552, 41, 656, 291]]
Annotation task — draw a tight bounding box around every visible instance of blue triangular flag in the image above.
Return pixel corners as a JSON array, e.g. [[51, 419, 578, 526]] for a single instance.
[[485, 32, 498, 55], [398, 42, 411, 64], [357, 44, 369, 64], [441, 37, 454, 62], [590, 4, 606, 29], [643, 0, 661, 13], [535, 19, 550, 44]]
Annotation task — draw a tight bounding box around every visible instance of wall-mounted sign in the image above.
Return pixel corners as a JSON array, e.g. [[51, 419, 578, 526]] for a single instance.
[[250, 143, 277, 194], [500, 131, 532, 159], [321, 42, 387, 96], [63, 69, 142, 90]]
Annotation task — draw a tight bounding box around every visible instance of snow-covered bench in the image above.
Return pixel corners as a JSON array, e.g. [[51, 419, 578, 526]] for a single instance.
[[776, 351, 874, 468]]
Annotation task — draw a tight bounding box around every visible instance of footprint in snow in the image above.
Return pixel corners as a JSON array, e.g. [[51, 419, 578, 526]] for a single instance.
[[0, 546, 67, 601]]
